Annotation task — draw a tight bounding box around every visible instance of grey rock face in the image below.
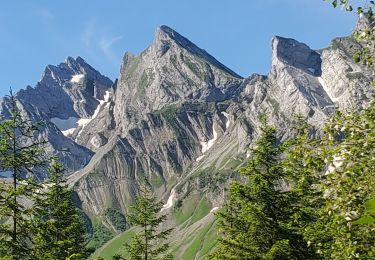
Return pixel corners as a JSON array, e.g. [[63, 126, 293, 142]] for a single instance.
[[17, 56, 113, 119], [320, 37, 373, 109], [2, 24, 372, 231], [0, 96, 93, 179], [114, 25, 243, 130], [68, 25, 373, 219], [355, 12, 374, 32], [0, 57, 113, 177], [272, 36, 322, 76]]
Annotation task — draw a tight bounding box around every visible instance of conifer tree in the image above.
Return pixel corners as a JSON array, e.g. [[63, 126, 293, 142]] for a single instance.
[[281, 117, 326, 259], [0, 91, 46, 260], [121, 185, 173, 260], [212, 116, 308, 259], [32, 161, 88, 260]]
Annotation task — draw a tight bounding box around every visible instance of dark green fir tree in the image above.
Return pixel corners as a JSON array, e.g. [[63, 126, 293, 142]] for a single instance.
[[32, 161, 88, 260], [121, 184, 173, 260], [0, 91, 46, 260], [212, 116, 308, 259]]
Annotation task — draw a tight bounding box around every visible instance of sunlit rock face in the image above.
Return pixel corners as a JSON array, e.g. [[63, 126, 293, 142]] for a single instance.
[[1, 24, 372, 230], [66, 25, 372, 218], [0, 56, 113, 178]]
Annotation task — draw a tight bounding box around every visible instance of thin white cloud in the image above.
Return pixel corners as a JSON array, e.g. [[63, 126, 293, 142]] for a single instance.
[[82, 20, 96, 49], [99, 35, 123, 61], [81, 20, 123, 63], [37, 8, 54, 19]]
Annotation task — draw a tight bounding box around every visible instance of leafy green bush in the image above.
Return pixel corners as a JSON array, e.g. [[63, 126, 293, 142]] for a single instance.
[[105, 208, 128, 232], [87, 223, 113, 250]]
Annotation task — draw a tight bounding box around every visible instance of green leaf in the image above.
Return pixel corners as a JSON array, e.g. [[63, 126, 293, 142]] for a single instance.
[[365, 199, 375, 213], [353, 215, 375, 225]]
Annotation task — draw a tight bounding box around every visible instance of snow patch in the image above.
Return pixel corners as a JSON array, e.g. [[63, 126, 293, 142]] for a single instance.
[[62, 128, 76, 136], [318, 77, 340, 102], [91, 91, 111, 119], [77, 118, 91, 128], [161, 189, 176, 212], [196, 123, 218, 161], [70, 74, 85, 83], [196, 155, 205, 162], [200, 124, 218, 154], [90, 136, 101, 148], [51, 117, 79, 136], [75, 91, 111, 142], [210, 207, 219, 213], [222, 112, 230, 129]]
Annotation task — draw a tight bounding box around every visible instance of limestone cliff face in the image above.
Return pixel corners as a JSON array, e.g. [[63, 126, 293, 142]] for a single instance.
[[71, 102, 228, 215], [114, 26, 242, 125], [1, 25, 372, 232], [17, 56, 113, 119], [68, 26, 373, 220], [0, 57, 113, 178], [320, 36, 373, 109]]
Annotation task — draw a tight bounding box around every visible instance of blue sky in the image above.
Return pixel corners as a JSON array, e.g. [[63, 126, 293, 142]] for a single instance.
[[0, 0, 361, 96]]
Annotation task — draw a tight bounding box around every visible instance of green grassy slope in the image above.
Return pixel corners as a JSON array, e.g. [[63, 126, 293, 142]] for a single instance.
[[90, 229, 136, 259], [93, 192, 217, 259]]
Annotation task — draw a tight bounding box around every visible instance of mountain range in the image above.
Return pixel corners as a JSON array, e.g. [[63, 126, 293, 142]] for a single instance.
[[0, 22, 373, 258]]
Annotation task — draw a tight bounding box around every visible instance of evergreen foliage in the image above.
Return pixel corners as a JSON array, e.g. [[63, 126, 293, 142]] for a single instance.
[[88, 222, 113, 250], [121, 185, 173, 260], [0, 91, 46, 260], [212, 117, 311, 259], [213, 2, 375, 258], [32, 161, 88, 260], [105, 208, 128, 232], [281, 117, 326, 258]]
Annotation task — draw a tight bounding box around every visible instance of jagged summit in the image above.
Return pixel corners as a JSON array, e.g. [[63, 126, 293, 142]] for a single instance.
[[16, 56, 113, 120], [271, 36, 322, 76], [115, 25, 244, 116], [64, 56, 90, 74], [0, 21, 374, 257], [40, 56, 112, 87], [153, 25, 241, 78]]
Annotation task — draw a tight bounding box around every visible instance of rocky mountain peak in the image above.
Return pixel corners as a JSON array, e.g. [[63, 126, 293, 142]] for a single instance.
[[271, 36, 322, 76], [154, 25, 197, 54], [16, 56, 113, 120], [114, 25, 244, 123], [39, 56, 111, 88], [65, 56, 80, 69], [152, 25, 240, 78], [1, 22, 374, 256], [64, 56, 89, 74]]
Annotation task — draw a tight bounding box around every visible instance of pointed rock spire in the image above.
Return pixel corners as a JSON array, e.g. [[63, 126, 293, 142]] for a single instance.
[[271, 36, 322, 76], [153, 25, 241, 77]]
